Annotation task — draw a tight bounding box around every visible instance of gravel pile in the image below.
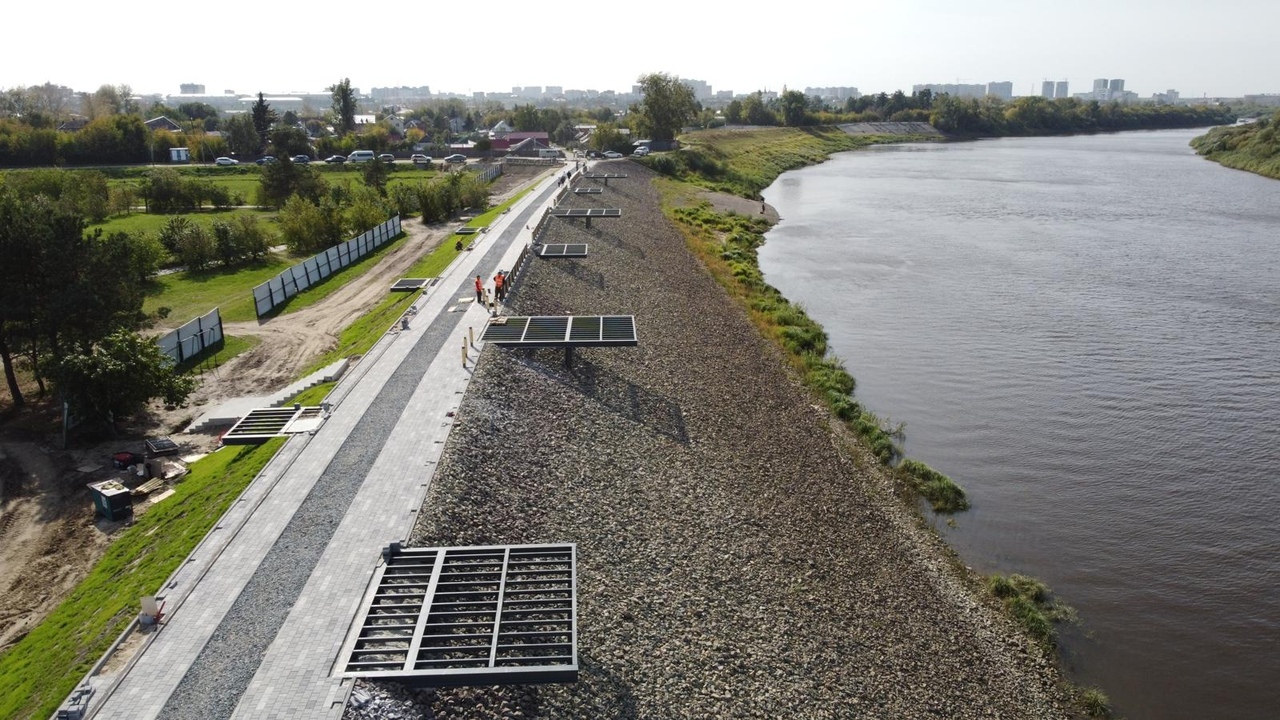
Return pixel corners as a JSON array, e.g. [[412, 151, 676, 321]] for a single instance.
[[347, 161, 1073, 719]]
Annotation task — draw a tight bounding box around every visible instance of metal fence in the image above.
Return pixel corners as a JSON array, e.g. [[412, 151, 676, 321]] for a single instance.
[[252, 216, 402, 318], [476, 164, 504, 183], [157, 307, 223, 364]]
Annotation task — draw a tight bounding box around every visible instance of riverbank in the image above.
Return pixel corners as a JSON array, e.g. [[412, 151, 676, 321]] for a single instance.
[[343, 157, 1083, 718], [1190, 112, 1280, 180]]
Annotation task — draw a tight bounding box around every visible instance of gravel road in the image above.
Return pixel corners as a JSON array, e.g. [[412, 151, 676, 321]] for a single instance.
[[346, 160, 1073, 719]]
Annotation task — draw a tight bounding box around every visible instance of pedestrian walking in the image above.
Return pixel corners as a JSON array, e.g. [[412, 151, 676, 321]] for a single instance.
[[474, 275, 484, 304]]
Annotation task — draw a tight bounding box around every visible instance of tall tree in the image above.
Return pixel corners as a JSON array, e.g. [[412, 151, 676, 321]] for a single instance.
[[330, 78, 357, 136], [251, 92, 277, 153], [780, 88, 810, 127], [632, 73, 698, 142], [223, 113, 259, 156]]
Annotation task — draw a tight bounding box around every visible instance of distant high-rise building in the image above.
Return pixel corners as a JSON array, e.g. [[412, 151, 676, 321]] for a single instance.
[[179, 83, 205, 95], [681, 79, 713, 101], [1093, 78, 1110, 93], [1108, 78, 1124, 93], [914, 83, 986, 99], [544, 85, 563, 97], [805, 86, 861, 101], [1055, 81, 1069, 99], [1042, 81, 1055, 98], [987, 81, 1013, 100]]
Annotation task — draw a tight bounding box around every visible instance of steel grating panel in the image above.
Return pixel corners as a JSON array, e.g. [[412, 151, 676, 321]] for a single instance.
[[480, 316, 637, 348], [550, 208, 621, 218], [454, 227, 486, 235], [341, 543, 578, 687], [582, 173, 628, 179], [538, 244, 589, 258], [391, 278, 429, 292], [572, 187, 603, 194], [221, 406, 325, 444]]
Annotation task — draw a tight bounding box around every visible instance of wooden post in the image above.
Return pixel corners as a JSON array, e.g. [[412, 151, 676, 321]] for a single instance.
[[462, 337, 468, 367], [468, 326, 474, 347]]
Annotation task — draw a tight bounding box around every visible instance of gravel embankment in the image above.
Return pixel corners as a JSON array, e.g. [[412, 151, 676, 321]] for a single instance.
[[346, 161, 1073, 719]]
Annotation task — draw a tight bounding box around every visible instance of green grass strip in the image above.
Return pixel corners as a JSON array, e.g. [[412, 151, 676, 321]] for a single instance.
[[0, 439, 284, 720]]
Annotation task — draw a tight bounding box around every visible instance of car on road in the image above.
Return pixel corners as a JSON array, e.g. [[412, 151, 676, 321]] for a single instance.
[[378, 153, 395, 163], [324, 154, 346, 164], [411, 154, 432, 165], [603, 151, 623, 159], [632, 146, 651, 156], [255, 156, 278, 165], [292, 155, 311, 164], [214, 156, 239, 166], [444, 154, 467, 164], [347, 150, 376, 163], [586, 150, 603, 159]]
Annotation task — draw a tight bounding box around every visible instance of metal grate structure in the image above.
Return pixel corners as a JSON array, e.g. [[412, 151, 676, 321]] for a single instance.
[[549, 208, 621, 229], [454, 226, 486, 235], [221, 406, 326, 445], [341, 543, 578, 687], [390, 278, 429, 292], [481, 316, 637, 348], [538, 244, 588, 258], [581, 172, 628, 185], [572, 187, 603, 195]]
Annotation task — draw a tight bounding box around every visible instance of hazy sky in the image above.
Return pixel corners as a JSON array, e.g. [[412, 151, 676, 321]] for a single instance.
[[4, 0, 1275, 99]]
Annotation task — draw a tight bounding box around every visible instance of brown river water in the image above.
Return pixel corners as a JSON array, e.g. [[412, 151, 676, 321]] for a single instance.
[[759, 129, 1280, 720]]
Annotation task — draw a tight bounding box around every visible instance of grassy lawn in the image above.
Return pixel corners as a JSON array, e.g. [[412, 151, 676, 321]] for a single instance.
[[175, 334, 261, 375], [143, 256, 296, 325], [0, 439, 285, 720], [90, 207, 277, 238]]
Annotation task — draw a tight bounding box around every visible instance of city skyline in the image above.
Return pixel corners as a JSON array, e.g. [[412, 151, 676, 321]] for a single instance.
[[3, 0, 1276, 100]]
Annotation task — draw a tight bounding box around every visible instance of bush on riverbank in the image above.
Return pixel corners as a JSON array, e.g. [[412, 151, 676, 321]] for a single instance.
[[1190, 111, 1280, 180]]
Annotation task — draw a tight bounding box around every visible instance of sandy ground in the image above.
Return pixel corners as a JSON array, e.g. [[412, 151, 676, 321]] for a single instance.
[[0, 163, 552, 655]]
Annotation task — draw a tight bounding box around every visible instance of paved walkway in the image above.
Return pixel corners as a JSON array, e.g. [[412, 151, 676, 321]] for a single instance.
[[85, 166, 574, 720]]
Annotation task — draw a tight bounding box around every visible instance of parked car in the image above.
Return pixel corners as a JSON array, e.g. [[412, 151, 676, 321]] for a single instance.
[[348, 150, 376, 163], [292, 155, 311, 164], [603, 151, 623, 159], [255, 156, 277, 165], [632, 146, 651, 156], [324, 154, 346, 164], [214, 156, 239, 166], [586, 150, 603, 159], [444, 154, 467, 164], [411, 154, 432, 165], [378, 153, 395, 163]]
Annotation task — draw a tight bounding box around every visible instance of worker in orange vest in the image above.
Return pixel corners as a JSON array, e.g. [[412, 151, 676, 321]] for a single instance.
[[474, 275, 484, 304], [493, 271, 506, 302]]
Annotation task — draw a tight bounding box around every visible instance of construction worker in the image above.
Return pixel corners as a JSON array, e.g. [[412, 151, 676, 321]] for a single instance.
[[493, 271, 506, 302], [474, 275, 484, 304]]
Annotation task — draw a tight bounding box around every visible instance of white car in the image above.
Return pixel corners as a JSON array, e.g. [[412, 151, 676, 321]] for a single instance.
[[603, 151, 623, 159], [214, 156, 239, 166], [411, 154, 432, 165], [632, 146, 651, 156]]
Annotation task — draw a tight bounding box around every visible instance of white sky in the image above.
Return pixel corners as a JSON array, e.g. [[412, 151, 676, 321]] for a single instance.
[[4, 0, 1275, 100]]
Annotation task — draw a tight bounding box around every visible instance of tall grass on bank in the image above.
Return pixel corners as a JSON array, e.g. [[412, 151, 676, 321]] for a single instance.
[[0, 439, 284, 720], [987, 573, 1075, 649], [667, 200, 953, 482], [640, 126, 934, 198]]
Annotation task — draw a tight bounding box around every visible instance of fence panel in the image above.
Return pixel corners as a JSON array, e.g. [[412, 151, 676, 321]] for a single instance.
[[157, 308, 223, 364], [252, 217, 401, 317]]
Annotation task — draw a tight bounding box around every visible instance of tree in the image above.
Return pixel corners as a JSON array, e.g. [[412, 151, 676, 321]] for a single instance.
[[724, 100, 743, 124], [223, 113, 259, 156], [360, 156, 391, 196], [251, 93, 277, 153], [55, 329, 196, 427], [269, 126, 312, 158], [511, 104, 540, 131], [632, 73, 698, 141], [780, 88, 811, 126], [330, 78, 357, 136], [258, 158, 328, 208]]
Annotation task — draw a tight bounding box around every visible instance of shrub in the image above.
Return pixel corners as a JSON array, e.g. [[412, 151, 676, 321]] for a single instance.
[[899, 458, 969, 513]]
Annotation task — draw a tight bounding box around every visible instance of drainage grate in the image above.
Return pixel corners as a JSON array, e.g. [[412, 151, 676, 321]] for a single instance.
[[341, 544, 578, 686]]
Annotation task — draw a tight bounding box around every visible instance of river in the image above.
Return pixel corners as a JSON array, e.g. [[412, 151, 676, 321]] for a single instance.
[[758, 129, 1280, 720]]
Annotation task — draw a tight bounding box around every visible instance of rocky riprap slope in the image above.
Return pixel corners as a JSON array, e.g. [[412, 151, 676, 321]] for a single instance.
[[345, 161, 1071, 719]]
